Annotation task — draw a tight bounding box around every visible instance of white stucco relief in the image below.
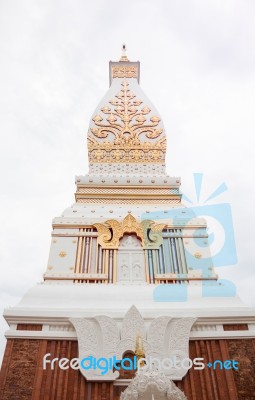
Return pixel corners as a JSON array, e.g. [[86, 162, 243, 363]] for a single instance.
[[70, 306, 196, 382], [117, 235, 146, 284], [120, 370, 187, 400]]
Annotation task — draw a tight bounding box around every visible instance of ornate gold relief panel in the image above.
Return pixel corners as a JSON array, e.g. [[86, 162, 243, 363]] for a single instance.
[[93, 214, 165, 250], [111, 65, 138, 79], [88, 80, 166, 163]]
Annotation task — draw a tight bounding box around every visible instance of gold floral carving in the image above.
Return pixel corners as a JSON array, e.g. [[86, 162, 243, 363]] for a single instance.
[[122, 214, 143, 238], [93, 214, 166, 249], [111, 66, 138, 79], [59, 251, 67, 257], [92, 223, 112, 246], [88, 80, 166, 163], [141, 220, 166, 249]]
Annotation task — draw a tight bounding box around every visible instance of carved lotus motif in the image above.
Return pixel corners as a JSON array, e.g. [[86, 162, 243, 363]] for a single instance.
[[70, 306, 196, 383]]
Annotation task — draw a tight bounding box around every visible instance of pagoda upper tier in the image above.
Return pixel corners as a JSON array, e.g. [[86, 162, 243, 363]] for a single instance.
[[71, 50, 181, 211], [87, 51, 166, 171]]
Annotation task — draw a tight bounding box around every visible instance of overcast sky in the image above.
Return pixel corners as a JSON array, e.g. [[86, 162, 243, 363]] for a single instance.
[[0, 0, 255, 365]]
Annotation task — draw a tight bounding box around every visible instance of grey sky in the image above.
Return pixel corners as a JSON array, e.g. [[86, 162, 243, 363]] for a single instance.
[[0, 0, 255, 364]]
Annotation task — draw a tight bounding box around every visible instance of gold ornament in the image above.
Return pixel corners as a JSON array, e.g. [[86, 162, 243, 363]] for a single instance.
[[88, 80, 166, 163], [93, 214, 166, 249], [112, 65, 138, 79], [135, 333, 145, 365]]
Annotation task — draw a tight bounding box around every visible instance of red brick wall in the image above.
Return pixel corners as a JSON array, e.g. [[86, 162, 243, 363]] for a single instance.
[[223, 324, 248, 331], [0, 339, 41, 400], [227, 339, 255, 400], [1, 336, 255, 400], [16, 324, 43, 331]]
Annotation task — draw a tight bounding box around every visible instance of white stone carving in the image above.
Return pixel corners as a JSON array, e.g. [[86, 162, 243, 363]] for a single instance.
[[120, 234, 142, 248], [146, 316, 196, 380], [70, 306, 196, 382], [119, 262, 130, 281], [191, 324, 217, 332], [70, 318, 98, 356], [117, 249, 146, 283], [168, 318, 196, 357], [95, 315, 120, 356], [117, 306, 150, 358], [48, 324, 75, 332], [121, 306, 146, 342], [166, 318, 196, 380], [120, 370, 187, 400], [117, 235, 146, 284], [70, 316, 119, 381], [147, 316, 172, 356]]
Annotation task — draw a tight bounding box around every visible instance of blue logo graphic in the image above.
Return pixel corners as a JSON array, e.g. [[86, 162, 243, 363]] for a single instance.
[[42, 353, 239, 373], [142, 174, 237, 302], [81, 355, 137, 375], [206, 360, 238, 370]]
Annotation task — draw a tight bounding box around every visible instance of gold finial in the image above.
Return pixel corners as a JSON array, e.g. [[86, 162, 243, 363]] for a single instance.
[[135, 332, 145, 365], [120, 44, 129, 62]]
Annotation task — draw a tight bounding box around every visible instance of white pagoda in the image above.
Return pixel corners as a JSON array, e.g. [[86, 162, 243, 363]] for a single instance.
[[1, 48, 255, 400]]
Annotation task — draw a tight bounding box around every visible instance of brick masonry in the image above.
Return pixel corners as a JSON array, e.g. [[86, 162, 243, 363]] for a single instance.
[[1, 336, 255, 399]]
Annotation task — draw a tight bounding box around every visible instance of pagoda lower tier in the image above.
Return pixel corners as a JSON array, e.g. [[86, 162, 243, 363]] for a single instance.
[[1, 335, 255, 400], [1, 284, 255, 399]]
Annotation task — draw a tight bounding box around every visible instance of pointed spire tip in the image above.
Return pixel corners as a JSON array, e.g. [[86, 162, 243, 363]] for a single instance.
[[120, 43, 129, 62]]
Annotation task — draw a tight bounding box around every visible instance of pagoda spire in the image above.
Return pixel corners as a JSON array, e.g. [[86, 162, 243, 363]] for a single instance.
[[119, 43, 129, 62]]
